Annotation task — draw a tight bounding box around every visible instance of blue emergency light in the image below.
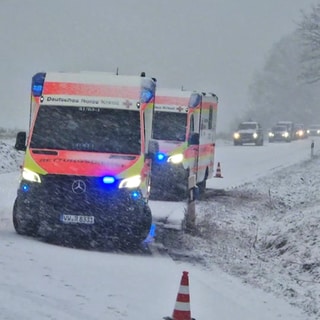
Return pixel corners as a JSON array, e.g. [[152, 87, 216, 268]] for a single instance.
[[21, 183, 30, 192], [140, 89, 153, 103], [131, 190, 141, 200], [149, 223, 156, 238], [143, 223, 156, 244], [31, 72, 46, 97], [102, 176, 116, 184], [156, 152, 166, 162], [188, 93, 201, 108]]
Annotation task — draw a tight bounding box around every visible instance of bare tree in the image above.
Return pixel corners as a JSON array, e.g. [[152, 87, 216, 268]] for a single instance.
[[297, 3, 320, 83], [246, 31, 320, 129]]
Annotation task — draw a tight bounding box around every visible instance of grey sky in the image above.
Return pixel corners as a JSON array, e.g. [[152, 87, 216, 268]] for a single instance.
[[0, 0, 316, 131]]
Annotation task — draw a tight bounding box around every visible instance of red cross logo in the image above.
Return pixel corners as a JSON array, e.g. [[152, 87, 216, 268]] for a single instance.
[[177, 106, 183, 112], [123, 100, 132, 108]]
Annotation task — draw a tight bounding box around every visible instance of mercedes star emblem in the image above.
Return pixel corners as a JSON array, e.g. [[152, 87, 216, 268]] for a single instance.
[[71, 179, 86, 194]]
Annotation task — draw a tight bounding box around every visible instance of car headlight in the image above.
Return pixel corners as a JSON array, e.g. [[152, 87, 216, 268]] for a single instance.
[[22, 168, 41, 183], [283, 131, 289, 138], [253, 132, 258, 139], [268, 132, 274, 137], [233, 132, 240, 139], [119, 175, 141, 189], [167, 153, 184, 164]]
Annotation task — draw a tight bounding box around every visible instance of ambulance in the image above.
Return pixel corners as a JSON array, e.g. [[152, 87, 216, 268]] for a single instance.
[[13, 71, 157, 248], [151, 88, 218, 200]]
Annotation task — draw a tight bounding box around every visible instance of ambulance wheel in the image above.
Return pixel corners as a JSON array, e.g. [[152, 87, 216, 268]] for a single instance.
[[197, 169, 208, 199], [119, 206, 152, 251], [197, 180, 206, 197], [13, 199, 38, 237]]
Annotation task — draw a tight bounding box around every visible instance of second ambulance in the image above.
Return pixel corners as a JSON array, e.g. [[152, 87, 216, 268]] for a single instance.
[[151, 88, 218, 200]]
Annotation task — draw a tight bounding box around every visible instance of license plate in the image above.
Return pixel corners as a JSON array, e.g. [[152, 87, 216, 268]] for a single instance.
[[60, 214, 95, 225]]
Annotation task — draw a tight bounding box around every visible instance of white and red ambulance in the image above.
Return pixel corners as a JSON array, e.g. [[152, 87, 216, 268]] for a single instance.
[[13, 71, 157, 248], [151, 88, 218, 200]]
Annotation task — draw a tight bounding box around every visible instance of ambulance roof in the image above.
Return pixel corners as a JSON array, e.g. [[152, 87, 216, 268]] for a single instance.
[[154, 88, 191, 113], [156, 87, 193, 98], [44, 72, 152, 87]]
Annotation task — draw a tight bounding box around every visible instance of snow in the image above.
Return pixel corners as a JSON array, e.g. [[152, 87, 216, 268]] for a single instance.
[[1, 137, 319, 319]]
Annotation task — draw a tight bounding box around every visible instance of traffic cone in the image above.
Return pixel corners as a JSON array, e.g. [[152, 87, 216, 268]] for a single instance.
[[164, 271, 195, 320], [214, 162, 223, 178]]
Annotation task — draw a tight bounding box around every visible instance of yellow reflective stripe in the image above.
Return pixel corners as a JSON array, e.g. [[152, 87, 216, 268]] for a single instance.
[[23, 149, 48, 174]]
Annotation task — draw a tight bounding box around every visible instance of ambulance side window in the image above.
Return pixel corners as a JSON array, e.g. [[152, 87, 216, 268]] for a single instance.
[[190, 114, 194, 132], [188, 114, 199, 145]]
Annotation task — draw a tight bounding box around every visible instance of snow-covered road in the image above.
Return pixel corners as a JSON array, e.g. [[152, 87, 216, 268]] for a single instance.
[[1, 138, 317, 319]]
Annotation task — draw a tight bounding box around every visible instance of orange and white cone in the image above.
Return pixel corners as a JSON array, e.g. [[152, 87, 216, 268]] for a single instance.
[[214, 162, 223, 178], [164, 271, 194, 320]]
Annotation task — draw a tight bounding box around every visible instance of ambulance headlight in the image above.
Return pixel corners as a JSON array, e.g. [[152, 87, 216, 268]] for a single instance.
[[167, 153, 184, 164], [119, 175, 141, 189], [22, 168, 41, 183]]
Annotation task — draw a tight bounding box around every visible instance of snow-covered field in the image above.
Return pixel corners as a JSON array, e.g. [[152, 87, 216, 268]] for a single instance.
[[1, 137, 319, 319], [178, 158, 320, 318]]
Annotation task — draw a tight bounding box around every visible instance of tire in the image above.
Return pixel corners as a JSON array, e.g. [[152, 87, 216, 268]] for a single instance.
[[197, 168, 208, 199], [197, 179, 206, 198], [119, 205, 152, 251], [12, 198, 39, 237]]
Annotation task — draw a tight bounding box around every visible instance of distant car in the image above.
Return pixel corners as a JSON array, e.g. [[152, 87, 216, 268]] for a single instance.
[[294, 123, 307, 139], [307, 124, 320, 136], [276, 121, 295, 140], [233, 121, 264, 146], [268, 125, 291, 143]]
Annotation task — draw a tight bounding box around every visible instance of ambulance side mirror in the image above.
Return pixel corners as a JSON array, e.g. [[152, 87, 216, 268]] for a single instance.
[[15, 131, 27, 151], [146, 139, 159, 159], [188, 132, 199, 145]]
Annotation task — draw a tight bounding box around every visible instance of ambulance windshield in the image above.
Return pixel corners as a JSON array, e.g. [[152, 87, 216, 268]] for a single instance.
[[153, 111, 187, 141], [30, 105, 141, 154]]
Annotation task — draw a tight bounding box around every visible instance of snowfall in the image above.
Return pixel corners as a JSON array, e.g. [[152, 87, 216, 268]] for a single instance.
[[1, 135, 320, 320]]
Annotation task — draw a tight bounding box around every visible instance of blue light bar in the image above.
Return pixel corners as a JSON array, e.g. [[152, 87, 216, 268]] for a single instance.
[[31, 72, 46, 97], [188, 93, 201, 108], [32, 84, 43, 96], [141, 89, 153, 103], [102, 176, 116, 184]]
